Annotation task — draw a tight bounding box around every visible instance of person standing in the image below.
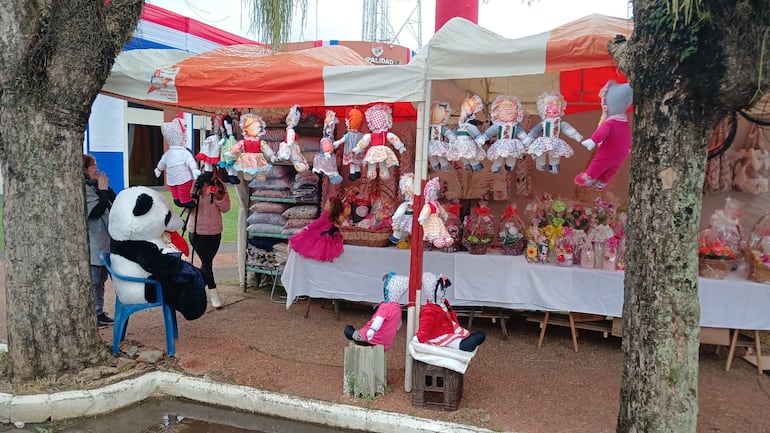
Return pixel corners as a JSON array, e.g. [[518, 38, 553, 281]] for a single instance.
[[83, 154, 116, 327], [187, 173, 231, 308]]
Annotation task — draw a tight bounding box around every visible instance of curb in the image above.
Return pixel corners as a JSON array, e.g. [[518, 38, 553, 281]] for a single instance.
[[0, 371, 505, 433]]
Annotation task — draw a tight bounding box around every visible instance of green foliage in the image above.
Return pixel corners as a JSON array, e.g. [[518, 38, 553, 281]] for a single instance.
[[242, 0, 308, 52]]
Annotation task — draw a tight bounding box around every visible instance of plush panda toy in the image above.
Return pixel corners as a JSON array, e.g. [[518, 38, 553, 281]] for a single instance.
[[108, 186, 206, 320]]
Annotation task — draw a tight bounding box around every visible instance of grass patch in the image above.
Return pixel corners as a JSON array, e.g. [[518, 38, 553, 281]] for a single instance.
[[161, 187, 240, 244]]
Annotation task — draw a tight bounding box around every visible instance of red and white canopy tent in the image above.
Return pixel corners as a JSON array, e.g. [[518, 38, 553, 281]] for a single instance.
[[102, 13, 633, 390]]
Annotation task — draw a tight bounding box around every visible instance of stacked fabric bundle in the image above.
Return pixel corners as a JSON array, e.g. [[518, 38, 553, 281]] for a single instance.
[[246, 239, 289, 270], [281, 205, 320, 236], [249, 166, 294, 199], [293, 171, 320, 202], [246, 201, 291, 235]]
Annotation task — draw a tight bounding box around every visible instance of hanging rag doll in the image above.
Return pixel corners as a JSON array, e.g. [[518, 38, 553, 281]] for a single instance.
[[217, 115, 240, 184], [452, 95, 487, 171], [343, 271, 409, 350], [574, 80, 633, 190], [154, 116, 201, 209], [288, 197, 345, 262], [232, 113, 274, 181], [333, 108, 366, 181], [428, 101, 456, 171], [354, 104, 406, 180], [276, 104, 310, 172], [390, 173, 415, 245], [524, 91, 584, 173], [418, 177, 454, 248], [312, 110, 343, 184], [480, 95, 529, 173], [195, 114, 223, 183], [416, 274, 486, 352]]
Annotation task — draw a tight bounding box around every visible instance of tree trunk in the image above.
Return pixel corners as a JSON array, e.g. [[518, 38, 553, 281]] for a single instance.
[[616, 1, 770, 432], [0, 0, 143, 381]]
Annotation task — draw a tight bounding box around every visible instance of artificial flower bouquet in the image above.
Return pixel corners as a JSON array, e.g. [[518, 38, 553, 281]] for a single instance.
[[499, 204, 526, 255], [524, 225, 549, 264], [463, 201, 495, 255]]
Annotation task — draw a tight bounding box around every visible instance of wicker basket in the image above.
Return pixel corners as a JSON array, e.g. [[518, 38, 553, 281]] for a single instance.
[[466, 242, 491, 255], [337, 225, 392, 247], [747, 252, 770, 283], [698, 257, 732, 279], [501, 240, 526, 256]]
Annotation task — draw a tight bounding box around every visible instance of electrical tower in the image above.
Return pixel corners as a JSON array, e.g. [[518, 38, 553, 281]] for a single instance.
[[362, 0, 423, 48]]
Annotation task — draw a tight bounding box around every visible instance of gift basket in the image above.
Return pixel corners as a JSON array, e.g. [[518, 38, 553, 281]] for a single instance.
[[698, 198, 745, 279], [336, 187, 393, 247], [499, 204, 526, 256], [746, 212, 770, 283], [463, 201, 495, 255]]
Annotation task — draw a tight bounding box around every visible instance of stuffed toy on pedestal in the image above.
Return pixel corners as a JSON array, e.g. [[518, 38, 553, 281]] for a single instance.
[[354, 104, 406, 180], [480, 95, 529, 173], [428, 101, 456, 171], [333, 108, 366, 181], [108, 186, 206, 320], [154, 116, 201, 208], [232, 113, 274, 181], [276, 105, 310, 172], [415, 273, 485, 352], [524, 91, 584, 174], [452, 95, 487, 171], [574, 80, 633, 190], [343, 271, 409, 350], [312, 110, 343, 184], [390, 173, 415, 245], [217, 115, 241, 184]]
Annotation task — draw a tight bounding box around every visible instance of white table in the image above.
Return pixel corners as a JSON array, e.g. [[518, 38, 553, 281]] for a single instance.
[[281, 245, 770, 330]]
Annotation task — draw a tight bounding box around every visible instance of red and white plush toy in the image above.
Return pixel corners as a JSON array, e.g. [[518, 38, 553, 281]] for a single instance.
[[354, 104, 406, 180], [574, 80, 633, 190], [154, 115, 201, 208]]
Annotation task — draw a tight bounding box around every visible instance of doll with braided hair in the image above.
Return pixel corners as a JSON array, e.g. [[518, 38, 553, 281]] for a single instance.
[[416, 274, 486, 352]]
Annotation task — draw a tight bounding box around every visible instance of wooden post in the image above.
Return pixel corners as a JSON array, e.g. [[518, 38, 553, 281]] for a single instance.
[[343, 343, 387, 398]]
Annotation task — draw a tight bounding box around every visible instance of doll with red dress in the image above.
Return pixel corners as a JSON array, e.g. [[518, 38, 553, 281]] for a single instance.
[[353, 104, 406, 180], [288, 197, 344, 262], [232, 113, 274, 181], [154, 116, 201, 208], [574, 80, 633, 190]]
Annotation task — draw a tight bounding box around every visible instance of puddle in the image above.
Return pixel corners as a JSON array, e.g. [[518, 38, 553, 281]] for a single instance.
[[48, 397, 369, 433]]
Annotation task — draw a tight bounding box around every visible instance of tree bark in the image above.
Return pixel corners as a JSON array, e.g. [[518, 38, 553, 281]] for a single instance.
[[0, 0, 143, 381], [617, 1, 770, 432]]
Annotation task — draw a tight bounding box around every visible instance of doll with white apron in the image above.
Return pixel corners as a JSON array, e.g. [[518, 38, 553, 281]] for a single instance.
[[524, 91, 584, 174], [480, 95, 529, 173], [428, 101, 456, 171], [333, 108, 366, 181], [451, 95, 487, 171], [353, 104, 406, 180]]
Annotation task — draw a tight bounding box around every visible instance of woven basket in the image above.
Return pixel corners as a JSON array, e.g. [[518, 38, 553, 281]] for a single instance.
[[501, 240, 526, 256], [747, 252, 770, 283], [698, 257, 732, 279], [467, 242, 491, 255], [337, 225, 392, 247]]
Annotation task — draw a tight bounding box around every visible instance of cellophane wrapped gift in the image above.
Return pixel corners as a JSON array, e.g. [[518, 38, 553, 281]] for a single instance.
[[555, 227, 577, 266], [747, 212, 770, 283], [463, 201, 495, 255], [499, 204, 526, 255], [698, 227, 741, 279], [525, 226, 548, 264]]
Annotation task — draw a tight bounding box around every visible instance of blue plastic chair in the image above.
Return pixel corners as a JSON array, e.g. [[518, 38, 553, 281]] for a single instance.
[[100, 252, 178, 356]]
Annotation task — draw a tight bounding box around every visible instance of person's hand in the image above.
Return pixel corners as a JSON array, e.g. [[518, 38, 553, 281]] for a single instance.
[[97, 172, 109, 190]]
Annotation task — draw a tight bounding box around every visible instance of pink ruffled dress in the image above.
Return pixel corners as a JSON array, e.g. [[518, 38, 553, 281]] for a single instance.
[[288, 211, 344, 262]]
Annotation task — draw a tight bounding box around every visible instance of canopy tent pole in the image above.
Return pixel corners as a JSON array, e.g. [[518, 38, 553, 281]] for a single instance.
[[404, 80, 432, 392]]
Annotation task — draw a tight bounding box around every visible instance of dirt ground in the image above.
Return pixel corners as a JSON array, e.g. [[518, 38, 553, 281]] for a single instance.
[[2, 254, 770, 433]]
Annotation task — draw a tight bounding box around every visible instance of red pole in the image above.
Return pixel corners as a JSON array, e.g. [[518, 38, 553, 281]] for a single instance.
[[407, 181, 426, 307], [435, 0, 479, 31]]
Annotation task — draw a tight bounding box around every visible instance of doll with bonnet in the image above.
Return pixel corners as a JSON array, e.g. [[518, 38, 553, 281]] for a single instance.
[[418, 177, 454, 248], [154, 115, 201, 208], [574, 80, 633, 190], [452, 95, 487, 171], [217, 115, 241, 184], [479, 95, 529, 173], [390, 173, 415, 245], [524, 91, 584, 173], [354, 104, 406, 180], [428, 101, 456, 171], [232, 113, 274, 180], [343, 271, 408, 350], [333, 108, 366, 181], [312, 110, 343, 184], [276, 105, 310, 172]]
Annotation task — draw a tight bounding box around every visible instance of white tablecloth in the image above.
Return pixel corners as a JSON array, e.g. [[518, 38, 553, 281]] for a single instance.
[[281, 245, 770, 330]]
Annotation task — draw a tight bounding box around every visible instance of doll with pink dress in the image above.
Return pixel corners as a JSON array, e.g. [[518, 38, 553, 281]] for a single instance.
[[428, 101, 456, 171], [451, 95, 487, 171], [288, 197, 344, 262], [333, 108, 366, 181], [524, 91, 584, 174], [479, 95, 529, 173], [353, 104, 406, 180], [312, 110, 343, 184], [232, 113, 273, 181], [418, 177, 453, 248], [343, 271, 408, 350]]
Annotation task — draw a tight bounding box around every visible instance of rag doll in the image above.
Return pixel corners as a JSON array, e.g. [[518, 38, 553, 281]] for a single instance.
[[390, 173, 415, 245], [108, 186, 206, 320], [452, 95, 487, 171], [288, 197, 345, 262], [195, 114, 223, 183], [312, 110, 343, 184], [276, 104, 310, 172], [343, 271, 409, 350], [333, 108, 366, 181], [154, 116, 201, 208], [480, 95, 529, 173], [217, 115, 240, 184], [415, 274, 486, 352], [418, 177, 454, 248], [524, 91, 584, 173], [574, 80, 633, 190], [232, 113, 274, 181], [354, 104, 406, 180], [428, 101, 456, 171]]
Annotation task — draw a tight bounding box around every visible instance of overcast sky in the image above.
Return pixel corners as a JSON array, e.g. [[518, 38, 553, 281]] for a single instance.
[[147, 0, 632, 50]]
